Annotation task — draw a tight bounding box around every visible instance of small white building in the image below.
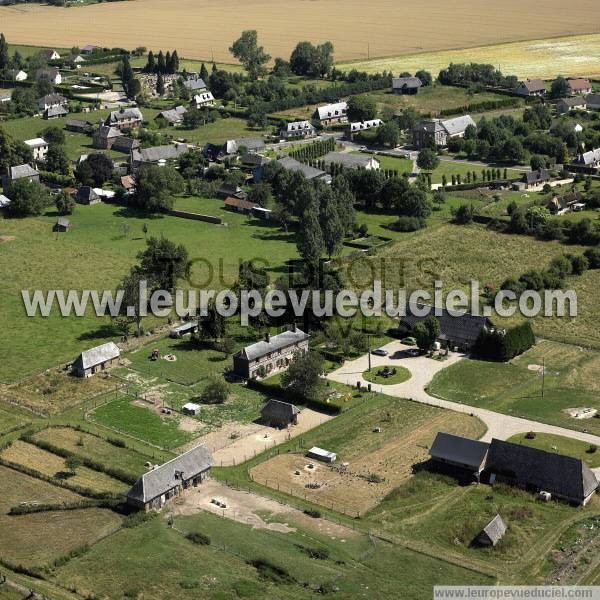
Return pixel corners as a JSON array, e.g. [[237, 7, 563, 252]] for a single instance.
[[9, 69, 28, 82], [307, 447, 337, 463], [280, 120, 316, 139], [24, 138, 49, 162], [181, 402, 201, 416], [192, 91, 215, 108], [313, 101, 348, 126], [349, 119, 383, 133]]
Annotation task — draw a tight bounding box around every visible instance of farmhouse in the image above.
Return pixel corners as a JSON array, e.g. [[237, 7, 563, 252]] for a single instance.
[[72, 341, 120, 377], [567, 78, 592, 95], [313, 101, 348, 126], [412, 115, 475, 149], [349, 119, 383, 134], [307, 447, 336, 463], [40, 49, 61, 61], [38, 94, 68, 112], [65, 53, 86, 66], [515, 79, 546, 97], [572, 148, 600, 170], [586, 93, 600, 110], [93, 124, 140, 153], [276, 156, 330, 182], [476, 515, 507, 547], [37, 67, 62, 85], [513, 169, 551, 190], [261, 399, 300, 428], [280, 120, 317, 139], [127, 445, 213, 511], [157, 105, 187, 125], [224, 137, 265, 155], [217, 183, 247, 200], [429, 431, 489, 478], [556, 97, 587, 115], [24, 138, 48, 162], [192, 91, 215, 108], [131, 143, 189, 171], [65, 119, 92, 133], [105, 107, 143, 131], [232, 325, 309, 379], [53, 217, 70, 233], [392, 76, 422, 95], [322, 152, 380, 171], [2, 164, 40, 193], [546, 191, 584, 215], [45, 105, 69, 120], [430, 433, 599, 506], [75, 186, 101, 205], [400, 302, 493, 351], [240, 153, 270, 170], [183, 76, 207, 92], [486, 439, 598, 506]]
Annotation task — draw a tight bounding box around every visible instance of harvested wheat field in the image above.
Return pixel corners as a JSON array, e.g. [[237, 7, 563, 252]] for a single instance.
[[1, 0, 599, 64], [250, 411, 484, 516]]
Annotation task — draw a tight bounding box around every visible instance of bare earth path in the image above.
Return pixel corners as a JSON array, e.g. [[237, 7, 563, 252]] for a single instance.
[[326, 340, 600, 448]]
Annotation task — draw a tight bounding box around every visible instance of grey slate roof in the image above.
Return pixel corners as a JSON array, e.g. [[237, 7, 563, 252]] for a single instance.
[[261, 399, 300, 421], [480, 514, 507, 545], [96, 124, 121, 141], [225, 138, 266, 154], [127, 445, 213, 504], [523, 169, 550, 185], [429, 432, 489, 470], [322, 152, 378, 170], [10, 164, 39, 180], [46, 105, 69, 118], [107, 107, 143, 124], [586, 93, 600, 106], [183, 76, 207, 91], [132, 143, 189, 163], [519, 79, 546, 93], [441, 115, 476, 136], [38, 93, 67, 108], [158, 106, 187, 124], [283, 120, 315, 134], [235, 328, 309, 361], [392, 76, 422, 90], [277, 156, 327, 180], [486, 439, 598, 503], [402, 302, 492, 345], [76, 186, 100, 203], [558, 97, 587, 108], [76, 342, 120, 370]]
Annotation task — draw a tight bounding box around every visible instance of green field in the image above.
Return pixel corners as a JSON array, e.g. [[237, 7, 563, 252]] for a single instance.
[[427, 160, 523, 184], [428, 340, 600, 436]]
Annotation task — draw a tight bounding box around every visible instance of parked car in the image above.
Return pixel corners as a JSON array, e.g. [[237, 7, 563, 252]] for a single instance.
[[406, 348, 420, 357], [371, 348, 388, 356]]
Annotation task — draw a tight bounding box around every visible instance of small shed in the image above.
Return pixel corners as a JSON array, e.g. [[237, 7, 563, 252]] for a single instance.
[[76, 186, 101, 205], [476, 514, 507, 546], [261, 399, 300, 428], [169, 321, 198, 338], [307, 447, 337, 463], [53, 217, 70, 232], [182, 402, 201, 416], [72, 342, 120, 377]]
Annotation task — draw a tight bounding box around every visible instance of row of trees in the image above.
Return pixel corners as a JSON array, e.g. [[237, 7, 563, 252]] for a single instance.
[[142, 49, 180, 75]]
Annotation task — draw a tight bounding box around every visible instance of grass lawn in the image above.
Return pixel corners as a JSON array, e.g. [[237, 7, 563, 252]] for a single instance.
[[0, 201, 299, 382], [1, 440, 129, 494], [507, 432, 600, 468], [0, 465, 122, 569], [362, 365, 411, 385], [373, 154, 413, 174], [172, 117, 270, 146], [426, 160, 523, 184], [428, 340, 600, 436], [91, 396, 192, 450], [32, 426, 155, 477], [0, 406, 26, 434]]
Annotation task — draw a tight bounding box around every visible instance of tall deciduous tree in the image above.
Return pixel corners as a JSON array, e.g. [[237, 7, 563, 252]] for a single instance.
[[137, 236, 189, 293], [281, 350, 324, 401], [229, 30, 270, 80]]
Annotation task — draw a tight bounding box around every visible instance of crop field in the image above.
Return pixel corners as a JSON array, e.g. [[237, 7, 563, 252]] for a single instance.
[[32, 426, 155, 477], [345, 222, 600, 347], [52, 505, 493, 599], [250, 394, 485, 515], [1, 440, 129, 494], [0, 201, 298, 382], [340, 33, 600, 79], [428, 340, 600, 436], [366, 471, 599, 582], [0, 465, 122, 569], [0, 0, 599, 67]]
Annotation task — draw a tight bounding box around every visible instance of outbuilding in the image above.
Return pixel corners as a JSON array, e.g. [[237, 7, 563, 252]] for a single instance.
[[476, 515, 507, 546], [53, 217, 70, 232], [181, 402, 201, 416], [261, 399, 300, 428], [307, 447, 337, 463], [72, 342, 120, 377]]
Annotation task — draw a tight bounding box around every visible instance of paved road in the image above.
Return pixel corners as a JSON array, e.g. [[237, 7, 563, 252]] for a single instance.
[[327, 340, 600, 447]]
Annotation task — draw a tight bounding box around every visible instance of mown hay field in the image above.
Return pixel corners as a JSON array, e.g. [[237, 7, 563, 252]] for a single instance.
[[0, 0, 599, 66], [340, 33, 600, 79]]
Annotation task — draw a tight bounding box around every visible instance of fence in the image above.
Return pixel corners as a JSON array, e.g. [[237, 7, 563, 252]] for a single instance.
[[167, 209, 222, 224]]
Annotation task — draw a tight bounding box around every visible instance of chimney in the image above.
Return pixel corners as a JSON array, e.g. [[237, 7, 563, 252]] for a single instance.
[[265, 332, 270, 343]]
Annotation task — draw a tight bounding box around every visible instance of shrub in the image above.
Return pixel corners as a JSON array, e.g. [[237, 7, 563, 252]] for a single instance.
[[587, 445, 597, 454], [248, 559, 294, 584], [123, 510, 158, 528], [303, 508, 322, 518], [388, 216, 426, 232], [186, 531, 211, 545]]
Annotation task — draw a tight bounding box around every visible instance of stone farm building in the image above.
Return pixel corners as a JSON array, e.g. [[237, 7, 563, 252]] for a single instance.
[[38, 93, 67, 112], [105, 107, 143, 131], [75, 186, 101, 205], [280, 120, 317, 139], [275, 156, 331, 183], [183, 76, 207, 92], [412, 115, 476, 149], [400, 302, 493, 351], [313, 101, 348, 126], [127, 445, 213, 511], [557, 97, 587, 115], [157, 106, 187, 126], [429, 432, 598, 506], [261, 399, 300, 428], [2, 164, 40, 194], [93, 125, 140, 153], [515, 79, 546, 97], [232, 326, 310, 379], [392, 76, 422, 95], [72, 341, 120, 377], [513, 169, 551, 190], [131, 143, 189, 172]]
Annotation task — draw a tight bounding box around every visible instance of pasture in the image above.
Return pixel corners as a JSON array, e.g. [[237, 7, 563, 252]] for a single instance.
[[0, 0, 598, 67], [428, 340, 600, 436], [249, 394, 485, 515], [51, 505, 493, 599], [0, 465, 122, 569]]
